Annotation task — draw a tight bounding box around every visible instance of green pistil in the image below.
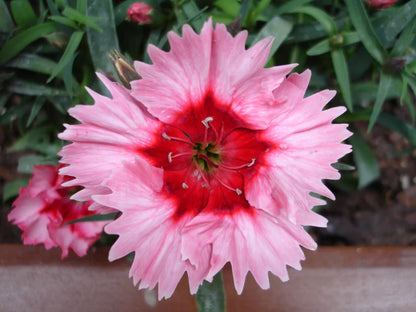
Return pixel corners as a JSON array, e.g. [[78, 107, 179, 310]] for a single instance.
[[193, 142, 220, 172]]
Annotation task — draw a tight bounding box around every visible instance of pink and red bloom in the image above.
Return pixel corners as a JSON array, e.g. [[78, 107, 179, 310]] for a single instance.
[[8, 165, 106, 259], [58, 20, 351, 299], [367, 0, 397, 9], [127, 2, 153, 24]]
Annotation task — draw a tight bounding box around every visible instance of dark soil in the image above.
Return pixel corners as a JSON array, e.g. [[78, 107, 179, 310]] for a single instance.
[[312, 103, 416, 246]]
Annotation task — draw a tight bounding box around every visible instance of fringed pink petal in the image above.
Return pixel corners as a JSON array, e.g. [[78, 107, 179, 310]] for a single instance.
[[182, 209, 315, 294]]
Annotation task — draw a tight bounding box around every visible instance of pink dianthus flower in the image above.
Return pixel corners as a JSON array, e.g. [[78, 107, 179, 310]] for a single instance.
[[58, 20, 351, 299], [8, 165, 106, 259]]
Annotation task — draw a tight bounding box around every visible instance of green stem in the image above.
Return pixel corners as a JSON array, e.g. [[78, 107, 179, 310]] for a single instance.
[[195, 271, 226, 312]]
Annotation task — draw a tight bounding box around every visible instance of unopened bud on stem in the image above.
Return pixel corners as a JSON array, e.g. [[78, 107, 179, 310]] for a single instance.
[[109, 50, 141, 89]]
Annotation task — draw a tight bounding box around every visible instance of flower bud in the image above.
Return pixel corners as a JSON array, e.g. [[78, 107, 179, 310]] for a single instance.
[[127, 2, 153, 24], [367, 0, 397, 9], [109, 50, 141, 89]]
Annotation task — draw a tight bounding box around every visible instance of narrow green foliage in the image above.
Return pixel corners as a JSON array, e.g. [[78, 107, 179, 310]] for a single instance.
[[0, 22, 60, 64], [253, 16, 293, 60], [307, 32, 360, 56], [275, 0, 313, 15], [47, 30, 84, 83], [26, 97, 45, 127], [331, 48, 353, 111], [7, 80, 67, 96], [63, 7, 102, 31], [49, 15, 80, 29], [86, 0, 120, 93], [68, 213, 118, 224], [346, 0, 386, 64], [350, 131, 380, 188], [392, 17, 416, 56], [17, 154, 56, 174], [196, 272, 226, 312], [182, 0, 207, 31], [238, 0, 252, 25], [0, 0, 15, 32], [3, 178, 29, 202], [289, 6, 336, 35], [368, 72, 394, 131], [11, 0, 37, 29], [378, 113, 416, 146], [375, 0, 416, 45]]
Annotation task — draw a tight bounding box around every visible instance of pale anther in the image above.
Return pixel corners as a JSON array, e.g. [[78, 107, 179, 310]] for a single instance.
[[201, 116, 214, 128], [236, 188, 242, 195], [247, 158, 256, 167], [162, 132, 171, 140], [182, 183, 189, 189], [168, 152, 173, 163]]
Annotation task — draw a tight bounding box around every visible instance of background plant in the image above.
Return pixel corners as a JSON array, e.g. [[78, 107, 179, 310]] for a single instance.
[[1, 0, 416, 281]]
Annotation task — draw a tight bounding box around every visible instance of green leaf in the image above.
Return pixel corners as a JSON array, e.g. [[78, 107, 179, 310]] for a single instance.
[[374, 0, 416, 46], [306, 39, 330, 56], [68, 213, 117, 224], [253, 16, 293, 59], [288, 6, 336, 35], [275, 0, 312, 15], [392, 17, 416, 56], [332, 162, 355, 171], [76, 0, 87, 13], [196, 272, 225, 312], [0, 0, 15, 32], [214, 0, 240, 17], [378, 113, 416, 146], [63, 7, 102, 31], [47, 30, 84, 83], [0, 22, 60, 64], [86, 0, 120, 94], [6, 53, 80, 90], [238, 0, 251, 25], [307, 32, 360, 56], [11, 0, 37, 29], [345, 0, 386, 64], [368, 72, 394, 131], [7, 80, 67, 96], [331, 48, 353, 111], [350, 131, 380, 189], [182, 0, 206, 31], [17, 154, 56, 174], [3, 178, 29, 202], [49, 15, 79, 29], [26, 96, 45, 127]]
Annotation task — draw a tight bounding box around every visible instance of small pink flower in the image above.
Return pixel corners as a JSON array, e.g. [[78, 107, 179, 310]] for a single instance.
[[367, 0, 397, 9], [8, 165, 106, 259], [59, 20, 351, 299], [127, 2, 153, 24]]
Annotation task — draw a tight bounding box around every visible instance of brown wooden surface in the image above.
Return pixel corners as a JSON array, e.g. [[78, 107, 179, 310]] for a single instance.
[[1, 245, 416, 312]]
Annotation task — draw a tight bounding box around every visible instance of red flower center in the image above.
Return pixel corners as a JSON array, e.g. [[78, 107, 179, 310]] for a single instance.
[[140, 92, 271, 220]]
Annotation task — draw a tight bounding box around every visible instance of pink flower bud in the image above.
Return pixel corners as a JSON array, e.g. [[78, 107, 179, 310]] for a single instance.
[[127, 2, 153, 24], [367, 0, 397, 9]]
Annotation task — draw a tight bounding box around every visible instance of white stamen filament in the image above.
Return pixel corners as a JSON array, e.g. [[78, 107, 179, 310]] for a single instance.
[[162, 132, 171, 140], [247, 158, 256, 167], [182, 183, 189, 189], [162, 132, 193, 145], [220, 158, 256, 170], [167, 151, 193, 163], [201, 116, 214, 128], [212, 173, 242, 195]]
